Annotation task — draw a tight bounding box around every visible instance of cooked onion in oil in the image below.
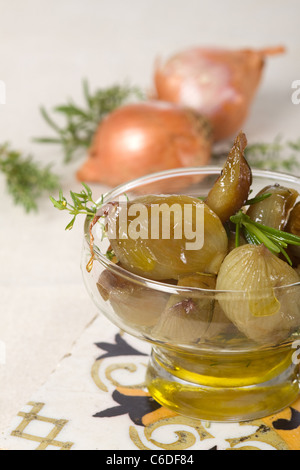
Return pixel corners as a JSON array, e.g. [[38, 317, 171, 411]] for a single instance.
[[216, 244, 300, 344]]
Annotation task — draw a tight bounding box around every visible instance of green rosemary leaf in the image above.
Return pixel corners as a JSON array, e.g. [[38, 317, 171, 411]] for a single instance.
[[235, 220, 241, 247], [250, 219, 300, 245], [287, 139, 300, 151], [245, 136, 300, 171], [0, 143, 59, 212], [265, 232, 288, 248], [277, 244, 293, 265], [39, 107, 63, 134], [243, 226, 261, 246], [70, 190, 79, 207], [246, 193, 271, 205], [81, 182, 93, 200], [82, 79, 92, 107], [65, 216, 76, 231], [230, 207, 300, 263], [54, 104, 89, 118], [50, 182, 101, 230], [243, 221, 281, 253], [213, 135, 300, 172], [33, 137, 62, 144], [49, 195, 66, 210]]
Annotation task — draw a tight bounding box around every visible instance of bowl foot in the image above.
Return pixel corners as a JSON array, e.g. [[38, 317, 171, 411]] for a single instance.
[[146, 348, 300, 423]]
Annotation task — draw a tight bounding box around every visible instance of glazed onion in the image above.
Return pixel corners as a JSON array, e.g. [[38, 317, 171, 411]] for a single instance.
[[153, 46, 285, 141], [76, 101, 212, 186], [107, 195, 228, 281], [96, 269, 168, 327], [153, 273, 230, 343], [216, 244, 300, 344], [247, 184, 298, 230]]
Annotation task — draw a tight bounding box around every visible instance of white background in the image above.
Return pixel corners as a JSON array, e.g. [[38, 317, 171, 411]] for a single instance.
[[1, 0, 300, 432]]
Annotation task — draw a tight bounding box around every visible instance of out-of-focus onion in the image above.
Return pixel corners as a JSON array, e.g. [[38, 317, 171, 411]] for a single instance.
[[153, 46, 285, 141], [76, 101, 212, 186]]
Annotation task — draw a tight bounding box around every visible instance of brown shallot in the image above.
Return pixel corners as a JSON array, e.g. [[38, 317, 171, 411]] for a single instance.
[[76, 101, 212, 186], [153, 46, 285, 141]]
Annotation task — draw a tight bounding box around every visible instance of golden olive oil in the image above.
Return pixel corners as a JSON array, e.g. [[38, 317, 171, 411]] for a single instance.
[[146, 345, 300, 422]]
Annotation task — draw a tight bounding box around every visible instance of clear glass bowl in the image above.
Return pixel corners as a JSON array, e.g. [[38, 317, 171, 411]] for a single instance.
[[81, 167, 300, 422]]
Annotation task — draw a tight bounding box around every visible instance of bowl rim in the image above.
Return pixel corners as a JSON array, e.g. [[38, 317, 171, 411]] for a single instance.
[[83, 166, 300, 294]]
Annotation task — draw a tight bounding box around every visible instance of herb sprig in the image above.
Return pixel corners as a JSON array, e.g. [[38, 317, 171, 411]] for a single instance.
[[35, 81, 144, 163], [50, 183, 118, 266], [50, 182, 101, 230], [213, 135, 300, 172], [230, 210, 300, 265], [245, 136, 300, 172], [52, 184, 300, 268], [0, 83, 143, 212], [0, 143, 59, 212]]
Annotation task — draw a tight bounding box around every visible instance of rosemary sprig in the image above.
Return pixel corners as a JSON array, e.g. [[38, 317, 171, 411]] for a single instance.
[[50, 182, 101, 230], [0, 143, 59, 212], [245, 136, 300, 171], [230, 210, 300, 265], [35, 80, 144, 163], [212, 135, 300, 172], [246, 193, 271, 205], [50, 184, 117, 266]]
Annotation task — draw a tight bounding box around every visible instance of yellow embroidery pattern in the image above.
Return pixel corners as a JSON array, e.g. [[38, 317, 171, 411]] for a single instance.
[[11, 402, 74, 450]]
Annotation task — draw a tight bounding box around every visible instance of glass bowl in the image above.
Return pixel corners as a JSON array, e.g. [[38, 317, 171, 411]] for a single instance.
[[81, 167, 300, 422]]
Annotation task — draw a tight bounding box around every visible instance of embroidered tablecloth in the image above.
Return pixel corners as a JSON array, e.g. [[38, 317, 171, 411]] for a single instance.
[[1, 312, 299, 451]]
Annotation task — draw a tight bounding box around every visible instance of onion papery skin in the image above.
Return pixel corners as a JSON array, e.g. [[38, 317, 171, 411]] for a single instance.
[[154, 46, 285, 141], [76, 101, 212, 186]]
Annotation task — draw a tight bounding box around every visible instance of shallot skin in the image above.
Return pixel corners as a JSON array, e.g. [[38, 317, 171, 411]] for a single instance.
[[154, 46, 285, 141], [76, 101, 212, 186]]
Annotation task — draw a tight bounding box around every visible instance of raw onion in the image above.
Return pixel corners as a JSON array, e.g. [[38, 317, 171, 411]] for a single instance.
[[76, 101, 212, 186], [153, 46, 285, 141]]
